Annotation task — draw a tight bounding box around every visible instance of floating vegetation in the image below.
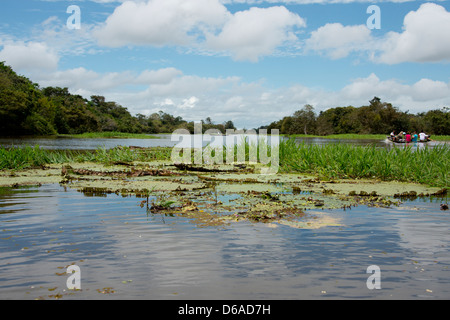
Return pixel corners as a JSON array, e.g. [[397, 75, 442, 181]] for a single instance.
[[1, 141, 448, 187], [1, 142, 448, 230]]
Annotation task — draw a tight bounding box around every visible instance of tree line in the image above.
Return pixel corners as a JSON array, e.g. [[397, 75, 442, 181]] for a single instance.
[[1, 62, 448, 137], [0, 62, 235, 136], [262, 97, 450, 136]]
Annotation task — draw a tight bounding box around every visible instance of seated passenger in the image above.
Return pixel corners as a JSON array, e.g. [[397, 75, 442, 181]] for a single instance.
[[405, 132, 411, 143], [419, 131, 427, 141]]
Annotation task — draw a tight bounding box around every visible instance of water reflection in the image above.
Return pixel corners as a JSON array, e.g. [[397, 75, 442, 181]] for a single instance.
[[0, 135, 176, 150], [0, 184, 449, 299]]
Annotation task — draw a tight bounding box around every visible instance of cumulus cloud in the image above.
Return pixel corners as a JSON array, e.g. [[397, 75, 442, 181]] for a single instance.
[[0, 41, 59, 72], [206, 6, 305, 62], [94, 0, 305, 61], [302, 3, 450, 64], [35, 67, 185, 95], [304, 23, 371, 59], [374, 3, 450, 64], [179, 96, 199, 109], [94, 0, 229, 47]]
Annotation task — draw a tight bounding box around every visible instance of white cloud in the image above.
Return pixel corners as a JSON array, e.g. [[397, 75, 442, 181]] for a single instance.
[[411, 79, 450, 102], [94, 0, 229, 47], [39, 19, 100, 57], [206, 6, 305, 62], [0, 41, 59, 72], [135, 68, 183, 84], [302, 3, 450, 64], [179, 96, 199, 109], [94, 0, 305, 61], [35, 66, 184, 94], [374, 3, 450, 64], [333, 74, 450, 113], [304, 23, 371, 59]]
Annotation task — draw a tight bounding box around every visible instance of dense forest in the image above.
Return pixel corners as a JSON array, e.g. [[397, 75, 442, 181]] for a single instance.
[[0, 62, 235, 136], [1, 61, 449, 137], [263, 98, 450, 136]]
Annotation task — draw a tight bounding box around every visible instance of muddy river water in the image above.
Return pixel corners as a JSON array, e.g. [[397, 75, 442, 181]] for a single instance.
[[0, 136, 449, 300]]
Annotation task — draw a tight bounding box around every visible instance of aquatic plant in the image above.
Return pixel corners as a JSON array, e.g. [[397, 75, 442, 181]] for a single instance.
[[279, 138, 449, 187], [0, 145, 173, 170], [1, 140, 448, 187], [0, 145, 76, 169]]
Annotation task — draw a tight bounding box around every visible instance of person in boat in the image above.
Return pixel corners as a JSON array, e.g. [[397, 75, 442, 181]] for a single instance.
[[411, 131, 418, 142], [419, 131, 427, 142], [397, 131, 405, 141], [405, 132, 412, 143], [389, 130, 397, 141]]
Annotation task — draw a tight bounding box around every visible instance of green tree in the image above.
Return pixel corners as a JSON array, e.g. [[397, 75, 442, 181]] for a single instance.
[[224, 120, 236, 130], [292, 104, 316, 135]]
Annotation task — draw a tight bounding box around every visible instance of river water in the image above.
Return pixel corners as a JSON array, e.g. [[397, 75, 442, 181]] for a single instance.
[[0, 134, 446, 150], [0, 184, 448, 300], [0, 135, 449, 300]]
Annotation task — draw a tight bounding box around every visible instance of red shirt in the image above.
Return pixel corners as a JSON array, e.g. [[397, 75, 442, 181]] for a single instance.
[[405, 134, 411, 142]]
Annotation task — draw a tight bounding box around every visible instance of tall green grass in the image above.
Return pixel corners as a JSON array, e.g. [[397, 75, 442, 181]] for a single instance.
[[433, 135, 450, 141], [1, 141, 448, 187], [0, 145, 172, 170], [0, 145, 75, 170], [279, 139, 449, 187]]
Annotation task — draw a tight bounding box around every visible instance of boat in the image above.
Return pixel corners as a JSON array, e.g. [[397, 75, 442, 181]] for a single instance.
[[387, 136, 430, 143]]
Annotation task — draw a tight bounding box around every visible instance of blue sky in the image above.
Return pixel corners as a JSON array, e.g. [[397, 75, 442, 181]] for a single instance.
[[1, 0, 450, 129]]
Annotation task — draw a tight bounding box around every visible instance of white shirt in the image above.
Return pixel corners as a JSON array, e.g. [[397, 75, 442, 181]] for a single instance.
[[419, 132, 426, 141]]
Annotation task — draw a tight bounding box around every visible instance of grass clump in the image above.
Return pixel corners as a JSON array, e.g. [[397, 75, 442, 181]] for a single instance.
[[0, 145, 75, 170], [0, 145, 172, 170], [279, 138, 449, 187]]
